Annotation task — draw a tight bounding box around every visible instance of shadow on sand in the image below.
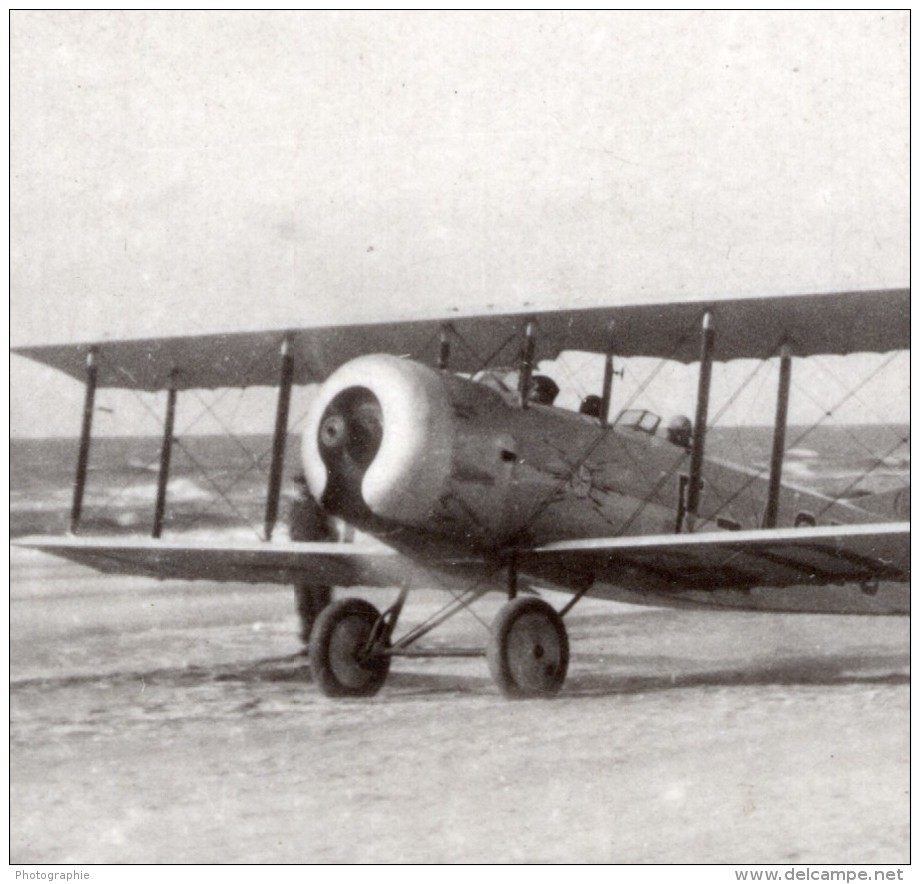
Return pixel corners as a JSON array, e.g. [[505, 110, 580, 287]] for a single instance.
[[11, 649, 908, 699], [563, 650, 909, 697]]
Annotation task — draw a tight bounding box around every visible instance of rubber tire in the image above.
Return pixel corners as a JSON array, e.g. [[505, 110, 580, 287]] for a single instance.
[[487, 597, 569, 699], [308, 598, 390, 698]]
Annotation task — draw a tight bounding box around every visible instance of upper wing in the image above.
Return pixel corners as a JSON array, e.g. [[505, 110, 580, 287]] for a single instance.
[[521, 522, 909, 614], [15, 536, 410, 587], [12, 287, 908, 390]]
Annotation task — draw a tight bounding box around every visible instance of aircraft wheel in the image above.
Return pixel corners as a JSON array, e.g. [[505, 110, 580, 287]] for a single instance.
[[308, 598, 390, 697], [487, 597, 569, 698]]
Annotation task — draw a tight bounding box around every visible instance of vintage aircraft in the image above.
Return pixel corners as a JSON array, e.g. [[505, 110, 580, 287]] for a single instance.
[[13, 287, 910, 698]]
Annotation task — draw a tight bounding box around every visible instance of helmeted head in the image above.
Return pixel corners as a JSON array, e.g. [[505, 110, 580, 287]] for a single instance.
[[528, 375, 559, 406], [579, 394, 603, 419]]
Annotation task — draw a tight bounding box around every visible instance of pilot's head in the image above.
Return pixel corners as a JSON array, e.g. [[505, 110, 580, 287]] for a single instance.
[[528, 375, 560, 406], [579, 394, 603, 419]]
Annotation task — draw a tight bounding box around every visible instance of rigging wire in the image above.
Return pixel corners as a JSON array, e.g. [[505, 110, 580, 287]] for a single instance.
[[812, 435, 910, 521], [706, 350, 903, 523], [791, 354, 908, 461], [91, 346, 275, 537], [610, 354, 770, 536]]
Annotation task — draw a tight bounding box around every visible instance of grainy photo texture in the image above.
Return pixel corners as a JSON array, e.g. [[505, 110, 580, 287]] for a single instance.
[[10, 11, 909, 865]]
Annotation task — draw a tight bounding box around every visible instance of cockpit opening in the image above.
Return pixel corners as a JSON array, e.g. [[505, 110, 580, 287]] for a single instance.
[[613, 408, 661, 435], [471, 368, 560, 407]]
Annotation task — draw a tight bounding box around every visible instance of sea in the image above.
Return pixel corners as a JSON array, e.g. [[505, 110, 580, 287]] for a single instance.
[[10, 424, 909, 540]]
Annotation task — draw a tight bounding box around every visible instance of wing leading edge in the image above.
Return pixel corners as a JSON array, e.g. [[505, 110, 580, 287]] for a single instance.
[[14, 535, 497, 594], [15, 537, 408, 587], [12, 287, 908, 390]]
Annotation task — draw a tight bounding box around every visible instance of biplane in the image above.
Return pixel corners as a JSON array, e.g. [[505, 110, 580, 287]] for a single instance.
[[13, 287, 910, 698]]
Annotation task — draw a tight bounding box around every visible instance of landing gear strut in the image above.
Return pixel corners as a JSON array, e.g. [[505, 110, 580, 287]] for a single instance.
[[309, 582, 574, 699], [487, 597, 569, 698]]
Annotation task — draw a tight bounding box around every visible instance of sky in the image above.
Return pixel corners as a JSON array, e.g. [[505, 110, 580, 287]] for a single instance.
[[9, 11, 910, 437]]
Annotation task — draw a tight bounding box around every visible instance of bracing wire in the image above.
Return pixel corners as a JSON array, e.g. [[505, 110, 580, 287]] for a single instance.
[[91, 346, 278, 537], [813, 435, 910, 521], [612, 355, 770, 537], [706, 351, 903, 524]]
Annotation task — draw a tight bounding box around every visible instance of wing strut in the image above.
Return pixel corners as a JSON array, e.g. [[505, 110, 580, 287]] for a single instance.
[[763, 344, 793, 528], [437, 323, 451, 370], [70, 347, 98, 533], [685, 312, 714, 530], [599, 322, 616, 427], [264, 337, 294, 541], [517, 319, 537, 407], [152, 383, 178, 538]]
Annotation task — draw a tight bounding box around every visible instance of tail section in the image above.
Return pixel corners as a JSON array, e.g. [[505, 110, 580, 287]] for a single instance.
[[853, 485, 910, 520]]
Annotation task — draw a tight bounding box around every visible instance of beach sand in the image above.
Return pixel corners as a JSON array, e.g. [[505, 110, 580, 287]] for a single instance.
[[10, 548, 909, 863]]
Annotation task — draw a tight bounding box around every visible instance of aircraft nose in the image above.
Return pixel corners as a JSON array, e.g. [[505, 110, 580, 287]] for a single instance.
[[315, 387, 384, 517], [302, 353, 454, 527]]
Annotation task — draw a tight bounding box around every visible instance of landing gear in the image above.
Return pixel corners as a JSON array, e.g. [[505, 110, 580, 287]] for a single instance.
[[307, 588, 572, 700], [308, 598, 391, 697], [487, 597, 569, 698]]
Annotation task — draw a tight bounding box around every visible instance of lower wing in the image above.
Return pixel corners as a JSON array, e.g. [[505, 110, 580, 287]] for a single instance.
[[14, 536, 410, 588], [521, 522, 910, 614], [16, 522, 909, 614]]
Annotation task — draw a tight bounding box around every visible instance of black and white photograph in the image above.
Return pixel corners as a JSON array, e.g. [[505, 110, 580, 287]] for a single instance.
[[10, 11, 909, 868]]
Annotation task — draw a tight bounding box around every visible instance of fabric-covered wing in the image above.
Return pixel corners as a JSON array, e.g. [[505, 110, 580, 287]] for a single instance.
[[15, 536, 413, 587], [522, 522, 910, 591], [12, 287, 908, 390]]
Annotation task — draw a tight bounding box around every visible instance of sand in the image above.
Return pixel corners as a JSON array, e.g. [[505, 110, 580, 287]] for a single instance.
[[9, 549, 909, 864]]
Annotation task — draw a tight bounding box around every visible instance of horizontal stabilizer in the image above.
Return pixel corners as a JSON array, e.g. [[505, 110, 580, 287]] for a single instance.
[[851, 486, 910, 520]]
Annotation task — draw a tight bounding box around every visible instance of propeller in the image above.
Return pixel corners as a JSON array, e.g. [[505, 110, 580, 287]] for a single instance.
[[317, 387, 383, 516]]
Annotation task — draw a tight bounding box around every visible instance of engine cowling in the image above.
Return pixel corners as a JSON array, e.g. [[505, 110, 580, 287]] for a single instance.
[[302, 354, 517, 548]]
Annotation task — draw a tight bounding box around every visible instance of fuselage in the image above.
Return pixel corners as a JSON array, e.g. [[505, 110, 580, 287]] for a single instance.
[[300, 354, 907, 614]]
